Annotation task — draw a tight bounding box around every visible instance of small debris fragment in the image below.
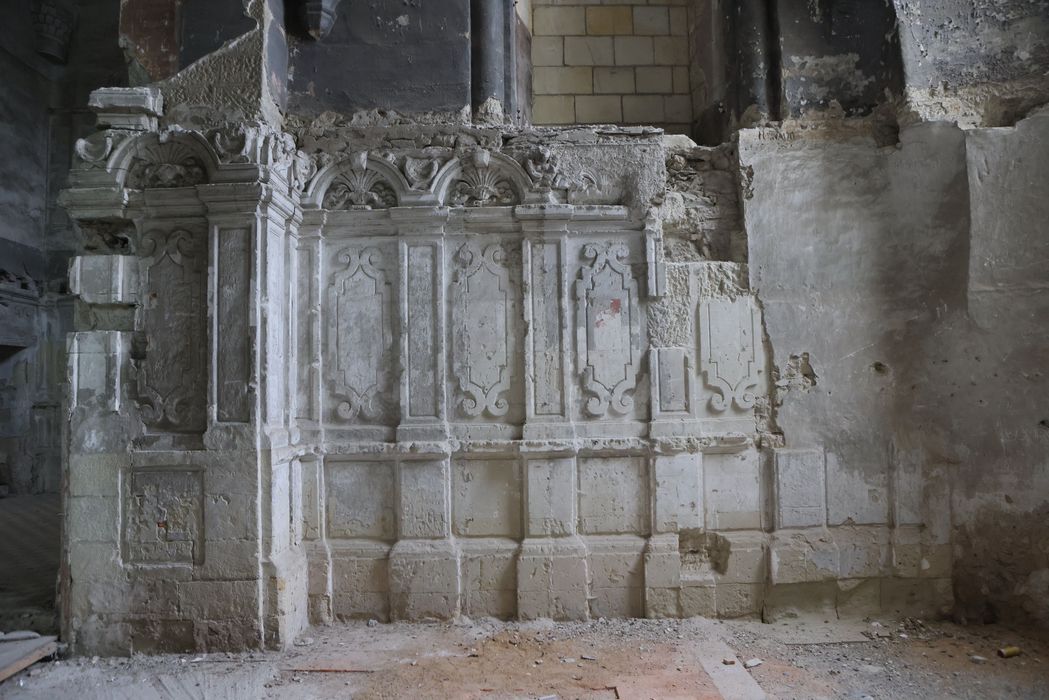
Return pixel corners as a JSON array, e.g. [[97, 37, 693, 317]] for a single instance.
[[294, 637, 315, 647], [367, 619, 378, 628], [970, 655, 988, 664], [998, 646, 1022, 658], [581, 655, 597, 661], [467, 649, 479, 658], [722, 658, 736, 665], [744, 658, 763, 669]]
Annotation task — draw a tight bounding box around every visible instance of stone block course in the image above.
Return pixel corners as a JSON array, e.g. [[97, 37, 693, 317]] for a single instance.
[[565, 36, 614, 65]]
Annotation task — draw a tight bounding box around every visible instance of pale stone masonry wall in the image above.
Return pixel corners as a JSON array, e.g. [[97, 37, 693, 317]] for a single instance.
[[531, 1, 693, 133]]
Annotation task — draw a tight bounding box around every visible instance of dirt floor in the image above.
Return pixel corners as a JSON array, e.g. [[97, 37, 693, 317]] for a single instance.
[[1, 615, 1047, 699]]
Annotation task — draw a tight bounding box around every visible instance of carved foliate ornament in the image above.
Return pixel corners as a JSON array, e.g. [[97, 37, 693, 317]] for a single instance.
[[521, 146, 599, 197], [126, 141, 208, 189], [450, 149, 519, 207], [575, 243, 642, 417], [323, 152, 397, 210], [74, 132, 114, 169], [403, 155, 442, 190]]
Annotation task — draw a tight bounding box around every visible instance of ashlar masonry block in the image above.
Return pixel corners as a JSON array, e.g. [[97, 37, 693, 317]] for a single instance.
[[774, 448, 826, 528]]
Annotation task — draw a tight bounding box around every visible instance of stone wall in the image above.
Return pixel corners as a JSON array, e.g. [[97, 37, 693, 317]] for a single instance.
[[741, 111, 1049, 627], [531, 0, 693, 132]]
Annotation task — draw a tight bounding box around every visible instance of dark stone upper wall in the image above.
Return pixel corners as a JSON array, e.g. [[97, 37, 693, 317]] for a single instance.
[[775, 0, 904, 117], [287, 0, 472, 117], [894, 0, 1049, 89]]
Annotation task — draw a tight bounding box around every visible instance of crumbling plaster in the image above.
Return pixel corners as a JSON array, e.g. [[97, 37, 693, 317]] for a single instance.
[[741, 109, 1049, 627]]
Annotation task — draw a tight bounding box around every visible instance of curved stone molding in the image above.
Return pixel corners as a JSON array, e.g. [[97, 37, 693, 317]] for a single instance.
[[433, 149, 532, 207], [134, 229, 207, 433], [451, 241, 520, 419], [575, 243, 642, 417], [306, 152, 409, 210], [327, 246, 397, 423], [118, 132, 219, 190], [698, 297, 763, 412]]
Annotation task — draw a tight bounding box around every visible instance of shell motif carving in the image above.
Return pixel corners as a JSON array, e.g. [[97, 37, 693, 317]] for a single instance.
[[323, 152, 398, 210]]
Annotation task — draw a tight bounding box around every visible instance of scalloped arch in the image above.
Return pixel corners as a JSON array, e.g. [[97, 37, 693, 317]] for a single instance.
[[432, 150, 533, 207], [304, 155, 411, 209], [110, 131, 221, 190]]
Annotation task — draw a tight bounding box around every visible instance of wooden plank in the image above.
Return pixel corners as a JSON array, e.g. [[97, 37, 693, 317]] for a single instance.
[[0, 636, 58, 683]]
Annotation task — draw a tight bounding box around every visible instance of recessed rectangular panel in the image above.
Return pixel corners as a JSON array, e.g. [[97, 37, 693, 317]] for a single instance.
[[407, 244, 439, 418], [530, 241, 564, 416], [578, 456, 649, 535], [216, 228, 251, 422], [326, 461, 396, 540], [452, 458, 522, 538], [126, 467, 204, 565]]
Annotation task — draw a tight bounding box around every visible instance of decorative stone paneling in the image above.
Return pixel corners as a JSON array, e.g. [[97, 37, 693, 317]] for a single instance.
[[135, 228, 207, 434], [451, 242, 522, 421], [125, 467, 205, 566], [325, 245, 397, 424], [326, 461, 396, 540], [574, 243, 642, 418]]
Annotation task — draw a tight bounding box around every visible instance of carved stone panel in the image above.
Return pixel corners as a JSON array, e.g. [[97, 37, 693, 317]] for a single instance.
[[215, 228, 251, 422], [697, 297, 762, 412], [326, 245, 396, 423], [404, 243, 442, 421], [575, 243, 642, 417], [136, 229, 207, 433], [451, 242, 520, 420], [125, 468, 204, 566], [528, 240, 566, 418]]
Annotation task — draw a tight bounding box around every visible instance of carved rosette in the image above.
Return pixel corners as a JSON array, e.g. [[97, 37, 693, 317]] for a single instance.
[[452, 242, 519, 418], [697, 298, 762, 411], [450, 149, 519, 207], [328, 246, 396, 422], [575, 243, 642, 417], [135, 229, 207, 433], [322, 152, 397, 210]]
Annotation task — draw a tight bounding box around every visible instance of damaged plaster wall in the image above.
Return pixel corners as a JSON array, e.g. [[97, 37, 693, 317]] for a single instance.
[[741, 111, 1049, 626]]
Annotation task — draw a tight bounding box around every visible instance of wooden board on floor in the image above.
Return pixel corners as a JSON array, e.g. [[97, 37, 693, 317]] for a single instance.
[[0, 636, 58, 683]]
